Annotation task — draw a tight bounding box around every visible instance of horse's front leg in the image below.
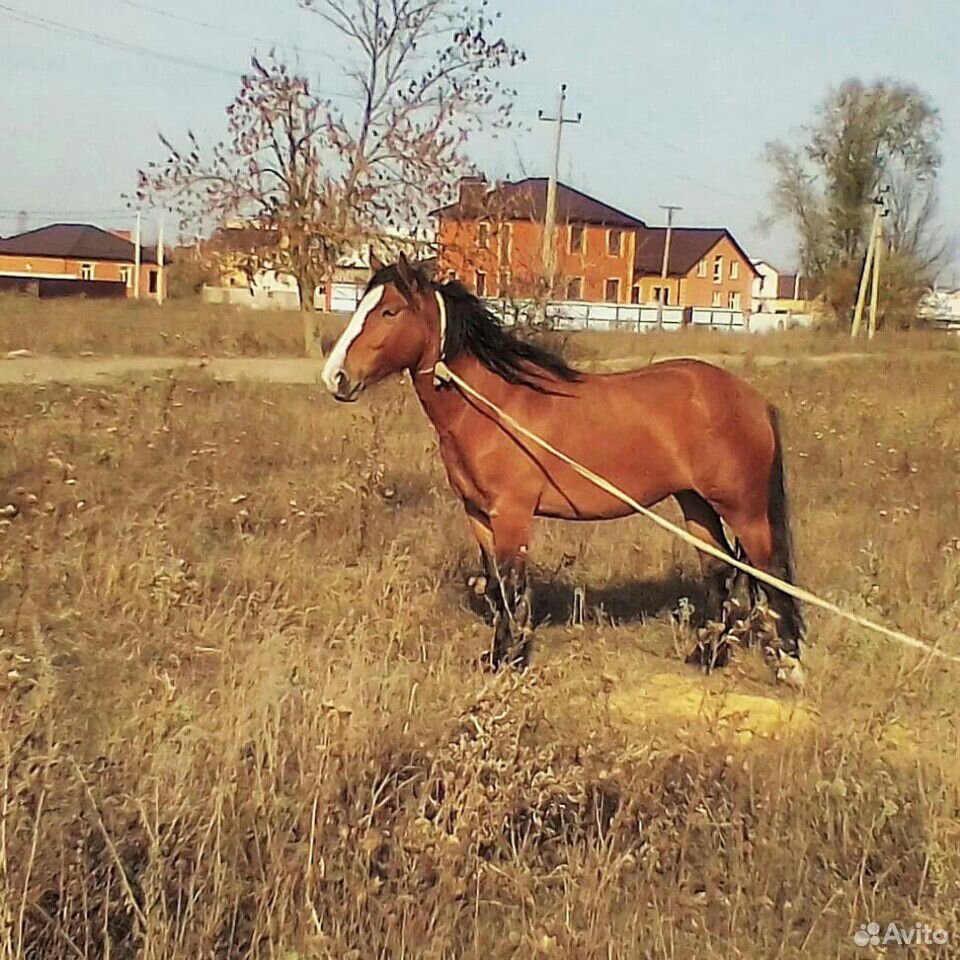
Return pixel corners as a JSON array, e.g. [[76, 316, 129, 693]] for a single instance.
[[464, 504, 496, 611], [488, 512, 535, 670]]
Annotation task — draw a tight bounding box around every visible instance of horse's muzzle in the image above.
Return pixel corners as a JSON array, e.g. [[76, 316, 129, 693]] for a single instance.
[[330, 370, 364, 403]]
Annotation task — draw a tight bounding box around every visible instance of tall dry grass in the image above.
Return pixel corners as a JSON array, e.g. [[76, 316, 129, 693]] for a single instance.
[[0, 296, 307, 358], [1, 353, 960, 958], [2, 293, 957, 362]]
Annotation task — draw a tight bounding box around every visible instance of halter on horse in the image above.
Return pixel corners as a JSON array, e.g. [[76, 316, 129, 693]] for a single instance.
[[322, 254, 804, 670]]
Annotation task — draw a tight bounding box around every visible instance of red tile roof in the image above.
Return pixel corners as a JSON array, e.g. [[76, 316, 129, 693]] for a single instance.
[[0, 223, 158, 264], [633, 227, 760, 278], [435, 178, 647, 229]]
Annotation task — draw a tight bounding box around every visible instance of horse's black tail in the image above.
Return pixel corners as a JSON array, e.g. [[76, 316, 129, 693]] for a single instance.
[[765, 405, 806, 655]]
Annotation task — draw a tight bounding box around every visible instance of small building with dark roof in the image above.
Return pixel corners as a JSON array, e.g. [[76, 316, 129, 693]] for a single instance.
[[632, 226, 760, 311], [0, 223, 161, 300]]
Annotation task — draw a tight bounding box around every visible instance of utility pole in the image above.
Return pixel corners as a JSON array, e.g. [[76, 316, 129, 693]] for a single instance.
[[133, 210, 142, 301], [157, 214, 166, 307], [850, 208, 878, 338], [538, 84, 581, 296], [867, 212, 884, 340], [657, 205, 682, 329], [851, 190, 888, 338]]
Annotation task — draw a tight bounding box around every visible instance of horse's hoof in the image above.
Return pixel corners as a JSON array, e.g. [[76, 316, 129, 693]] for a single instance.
[[686, 639, 732, 672], [478, 650, 499, 672], [774, 649, 806, 691], [466, 575, 489, 597], [478, 648, 529, 673]]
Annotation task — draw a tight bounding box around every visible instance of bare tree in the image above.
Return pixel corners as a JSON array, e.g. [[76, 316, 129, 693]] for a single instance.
[[138, 3, 521, 355], [302, 0, 523, 235], [138, 57, 339, 351], [766, 78, 949, 328]]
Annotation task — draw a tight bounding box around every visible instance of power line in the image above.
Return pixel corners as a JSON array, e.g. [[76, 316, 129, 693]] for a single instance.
[[569, 87, 762, 195], [0, 209, 136, 217], [0, 2, 362, 101], [0, 2, 242, 78], [572, 116, 758, 205], [109, 0, 338, 65]]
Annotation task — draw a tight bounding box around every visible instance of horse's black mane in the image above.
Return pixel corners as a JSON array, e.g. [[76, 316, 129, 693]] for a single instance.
[[367, 263, 581, 394]]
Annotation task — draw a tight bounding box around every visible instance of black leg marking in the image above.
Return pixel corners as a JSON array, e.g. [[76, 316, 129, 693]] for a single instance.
[[488, 560, 533, 671]]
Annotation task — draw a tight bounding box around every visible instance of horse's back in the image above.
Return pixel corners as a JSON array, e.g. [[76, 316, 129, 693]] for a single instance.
[[594, 356, 753, 390], [570, 356, 767, 420], [528, 358, 773, 516]]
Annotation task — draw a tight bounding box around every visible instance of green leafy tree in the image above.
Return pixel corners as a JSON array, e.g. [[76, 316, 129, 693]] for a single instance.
[[766, 79, 948, 328]]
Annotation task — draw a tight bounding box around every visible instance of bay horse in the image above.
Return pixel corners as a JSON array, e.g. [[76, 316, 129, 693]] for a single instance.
[[322, 255, 804, 670]]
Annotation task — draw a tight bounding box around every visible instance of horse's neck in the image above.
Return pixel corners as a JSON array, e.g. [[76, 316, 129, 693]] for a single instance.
[[411, 353, 499, 443]]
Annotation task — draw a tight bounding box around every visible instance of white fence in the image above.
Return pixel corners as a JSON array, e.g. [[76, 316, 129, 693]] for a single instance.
[[202, 282, 817, 334], [203, 285, 301, 310], [483, 298, 815, 335], [547, 301, 686, 332], [926, 317, 960, 335], [204, 282, 363, 313], [328, 283, 363, 313]]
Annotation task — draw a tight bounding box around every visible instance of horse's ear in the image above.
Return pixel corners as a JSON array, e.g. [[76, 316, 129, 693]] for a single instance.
[[396, 252, 420, 292], [369, 248, 385, 276]]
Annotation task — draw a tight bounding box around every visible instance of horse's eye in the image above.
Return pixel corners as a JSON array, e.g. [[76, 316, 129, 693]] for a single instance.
[[382, 308, 399, 319]]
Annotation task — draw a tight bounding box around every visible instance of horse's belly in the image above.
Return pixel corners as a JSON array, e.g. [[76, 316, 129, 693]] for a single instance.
[[534, 470, 671, 522]]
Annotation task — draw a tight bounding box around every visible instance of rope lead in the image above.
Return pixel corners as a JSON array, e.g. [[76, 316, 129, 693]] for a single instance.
[[433, 361, 960, 667]]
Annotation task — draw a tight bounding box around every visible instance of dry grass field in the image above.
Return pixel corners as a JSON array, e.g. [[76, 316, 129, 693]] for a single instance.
[[2, 305, 960, 958], [2, 293, 957, 363]]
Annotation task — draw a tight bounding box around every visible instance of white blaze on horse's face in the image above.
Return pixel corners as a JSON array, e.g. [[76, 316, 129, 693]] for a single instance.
[[321, 285, 385, 398]]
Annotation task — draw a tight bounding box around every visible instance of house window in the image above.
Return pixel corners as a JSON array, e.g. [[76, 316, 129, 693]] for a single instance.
[[149, 270, 158, 294], [477, 222, 490, 249], [569, 224, 585, 254], [728, 291, 742, 311], [498, 223, 512, 264], [475, 271, 487, 297], [697, 259, 707, 278], [80, 263, 94, 280], [566, 277, 583, 300], [119, 266, 131, 286], [604, 278, 621, 302], [607, 229, 623, 257], [712, 291, 722, 307], [730, 260, 740, 280], [630, 285, 640, 304], [713, 256, 723, 283], [652, 286, 671, 305]]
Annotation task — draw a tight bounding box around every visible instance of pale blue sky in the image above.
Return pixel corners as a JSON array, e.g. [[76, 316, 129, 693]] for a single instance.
[[2, 0, 958, 274]]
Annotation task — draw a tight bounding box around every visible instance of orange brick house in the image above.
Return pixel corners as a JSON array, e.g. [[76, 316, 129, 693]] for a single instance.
[[0, 224, 161, 300], [436, 177, 645, 304], [435, 177, 759, 311]]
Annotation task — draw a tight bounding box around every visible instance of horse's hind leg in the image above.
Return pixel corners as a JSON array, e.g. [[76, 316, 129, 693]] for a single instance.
[[728, 513, 804, 659], [675, 492, 743, 670], [675, 491, 737, 625]]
